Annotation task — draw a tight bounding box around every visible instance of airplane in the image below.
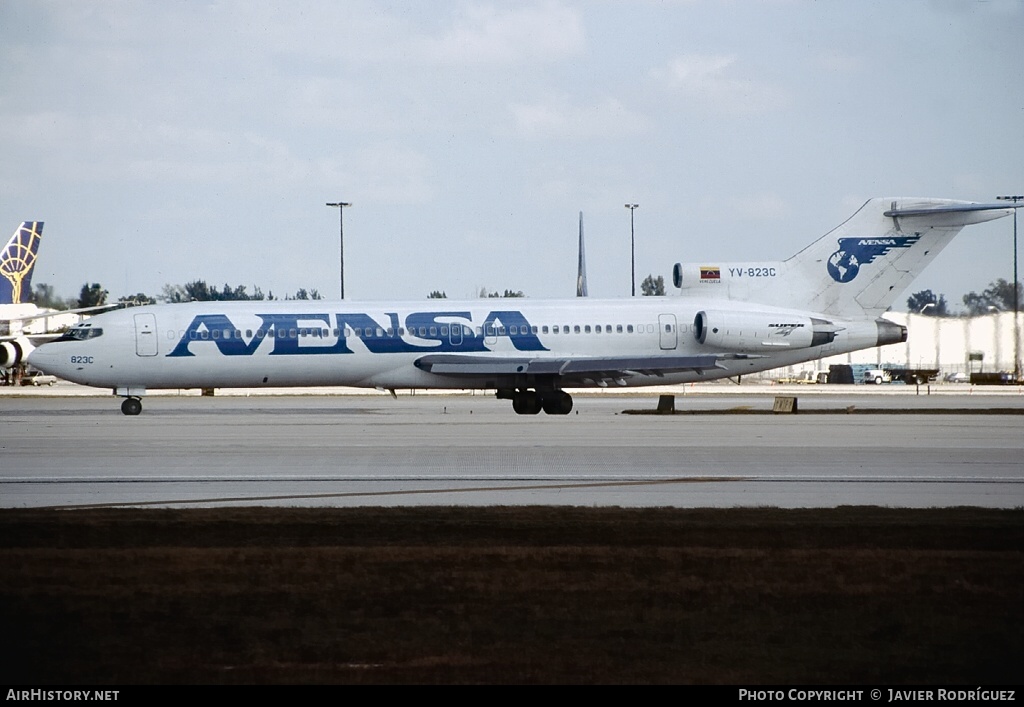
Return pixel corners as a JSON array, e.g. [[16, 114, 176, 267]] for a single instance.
[[1, 221, 121, 378], [24, 197, 1018, 416], [1, 221, 47, 375]]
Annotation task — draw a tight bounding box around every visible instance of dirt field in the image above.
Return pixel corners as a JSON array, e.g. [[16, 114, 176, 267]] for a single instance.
[[2, 506, 1021, 684]]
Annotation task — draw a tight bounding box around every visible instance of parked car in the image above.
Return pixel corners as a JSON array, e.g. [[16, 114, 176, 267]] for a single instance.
[[943, 372, 970, 383], [21, 370, 57, 386]]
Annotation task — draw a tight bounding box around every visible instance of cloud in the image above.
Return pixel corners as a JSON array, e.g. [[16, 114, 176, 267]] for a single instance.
[[418, 1, 585, 64], [652, 53, 789, 114], [321, 142, 436, 206], [511, 96, 649, 139], [725, 193, 791, 222]]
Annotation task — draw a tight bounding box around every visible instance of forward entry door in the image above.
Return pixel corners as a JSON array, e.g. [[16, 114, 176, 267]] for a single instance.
[[134, 313, 158, 356]]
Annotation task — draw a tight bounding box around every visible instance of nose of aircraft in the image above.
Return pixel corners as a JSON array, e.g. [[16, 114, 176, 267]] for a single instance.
[[27, 342, 62, 377]]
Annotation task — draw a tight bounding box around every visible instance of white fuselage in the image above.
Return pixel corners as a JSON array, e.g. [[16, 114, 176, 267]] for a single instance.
[[28, 297, 887, 393]]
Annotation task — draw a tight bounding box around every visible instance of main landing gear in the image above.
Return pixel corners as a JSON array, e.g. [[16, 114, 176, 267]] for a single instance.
[[499, 389, 573, 416], [120, 397, 143, 416]]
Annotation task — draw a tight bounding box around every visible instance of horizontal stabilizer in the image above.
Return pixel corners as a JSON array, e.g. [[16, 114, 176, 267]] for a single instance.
[[883, 201, 1016, 228], [883, 202, 1018, 217]]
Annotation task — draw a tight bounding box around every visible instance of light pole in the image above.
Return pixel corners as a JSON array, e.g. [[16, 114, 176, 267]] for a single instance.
[[996, 195, 1022, 382], [625, 203, 639, 296], [326, 201, 352, 299]]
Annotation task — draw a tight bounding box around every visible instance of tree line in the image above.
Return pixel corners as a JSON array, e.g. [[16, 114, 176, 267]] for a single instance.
[[427, 275, 665, 299], [31, 280, 324, 310], [35, 274, 1016, 313], [908, 279, 1022, 316]]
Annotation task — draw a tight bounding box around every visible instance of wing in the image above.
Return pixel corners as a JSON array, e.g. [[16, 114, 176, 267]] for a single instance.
[[414, 353, 727, 385], [4, 303, 121, 323]]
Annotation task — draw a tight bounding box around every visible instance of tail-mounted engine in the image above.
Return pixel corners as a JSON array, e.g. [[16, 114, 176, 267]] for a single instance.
[[693, 310, 839, 352]]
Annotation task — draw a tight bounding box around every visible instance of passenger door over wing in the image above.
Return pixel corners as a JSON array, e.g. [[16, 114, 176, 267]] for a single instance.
[[659, 313, 677, 350]]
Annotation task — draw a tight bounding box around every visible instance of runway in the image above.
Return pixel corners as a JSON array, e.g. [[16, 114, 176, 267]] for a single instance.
[[2, 386, 1023, 509]]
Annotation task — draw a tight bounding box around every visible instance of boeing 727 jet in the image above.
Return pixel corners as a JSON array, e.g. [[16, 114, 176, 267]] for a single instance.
[[25, 197, 1017, 415]]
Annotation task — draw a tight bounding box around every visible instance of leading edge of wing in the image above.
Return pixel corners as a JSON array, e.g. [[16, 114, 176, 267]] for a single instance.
[[414, 353, 725, 378]]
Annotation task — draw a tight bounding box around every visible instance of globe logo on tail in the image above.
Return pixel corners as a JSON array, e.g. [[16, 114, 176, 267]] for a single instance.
[[826, 234, 921, 283]]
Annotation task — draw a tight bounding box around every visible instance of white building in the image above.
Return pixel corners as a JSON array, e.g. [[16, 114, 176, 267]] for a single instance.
[[766, 311, 1022, 381]]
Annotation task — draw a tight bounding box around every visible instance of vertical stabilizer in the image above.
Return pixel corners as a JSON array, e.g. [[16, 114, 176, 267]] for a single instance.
[[673, 199, 1015, 317], [576, 211, 588, 297], [787, 199, 1013, 316], [1, 222, 44, 305]]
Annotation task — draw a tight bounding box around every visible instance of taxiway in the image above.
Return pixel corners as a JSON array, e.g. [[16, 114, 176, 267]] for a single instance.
[[2, 384, 1022, 509]]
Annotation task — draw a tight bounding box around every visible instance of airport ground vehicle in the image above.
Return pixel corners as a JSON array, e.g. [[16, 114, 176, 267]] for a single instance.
[[970, 372, 1017, 385], [20, 369, 56, 386], [863, 366, 940, 385]]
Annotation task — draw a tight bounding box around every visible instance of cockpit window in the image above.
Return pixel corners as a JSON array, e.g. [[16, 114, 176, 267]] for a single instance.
[[56, 326, 104, 342]]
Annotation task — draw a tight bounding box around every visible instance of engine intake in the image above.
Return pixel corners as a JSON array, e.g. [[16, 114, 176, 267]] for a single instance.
[[0, 337, 33, 369]]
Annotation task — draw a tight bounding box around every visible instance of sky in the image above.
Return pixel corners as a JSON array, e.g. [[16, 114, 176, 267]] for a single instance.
[[1, 0, 1022, 309]]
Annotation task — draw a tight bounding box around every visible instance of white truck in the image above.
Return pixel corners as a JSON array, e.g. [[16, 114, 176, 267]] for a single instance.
[[863, 367, 939, 385]]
